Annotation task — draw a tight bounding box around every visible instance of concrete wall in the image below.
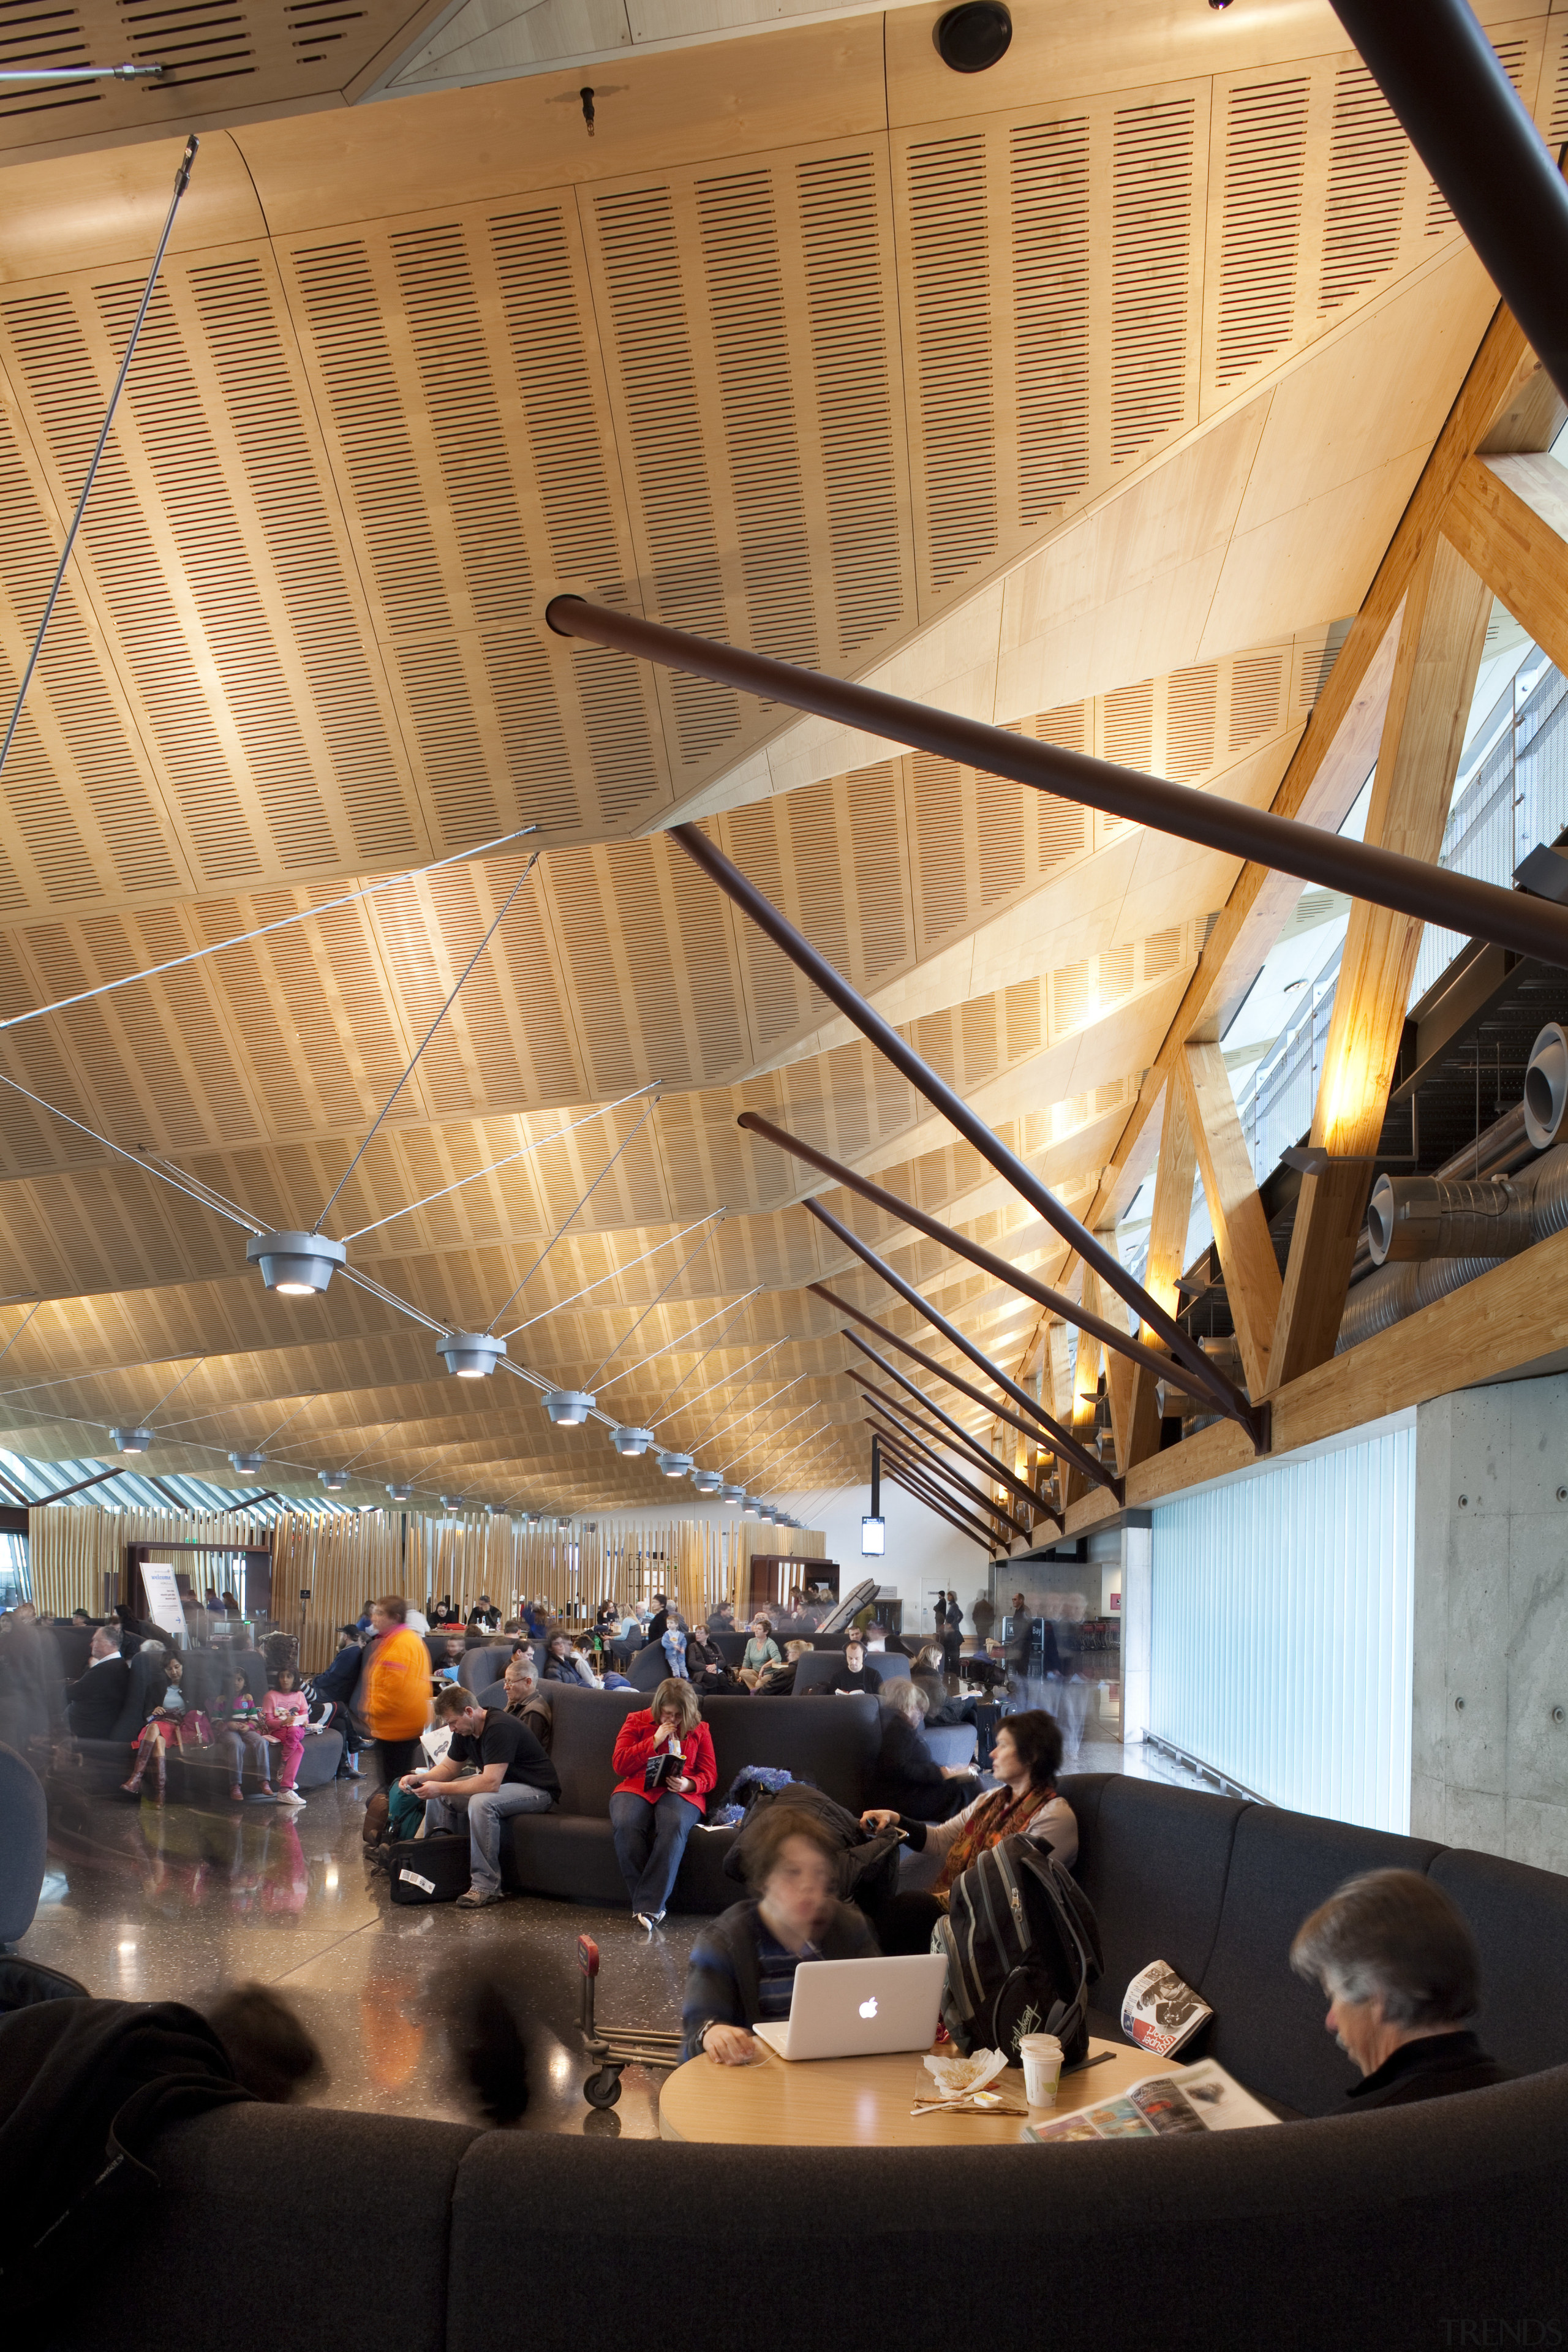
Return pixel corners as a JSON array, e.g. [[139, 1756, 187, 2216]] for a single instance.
[[1413, 1377, 1568, 1872]]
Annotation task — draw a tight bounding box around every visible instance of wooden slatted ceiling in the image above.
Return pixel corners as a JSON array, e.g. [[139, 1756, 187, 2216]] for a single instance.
[[0, 638, 1286, 1192], [0, 37, 1517, 930]]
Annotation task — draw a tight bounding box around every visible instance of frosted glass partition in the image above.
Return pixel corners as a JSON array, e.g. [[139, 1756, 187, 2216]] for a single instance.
[[1150, 1422, 1415, 1833]]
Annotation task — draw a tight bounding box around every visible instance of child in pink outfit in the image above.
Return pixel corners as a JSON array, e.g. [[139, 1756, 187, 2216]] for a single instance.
[[262, 1669, 311, 1809]]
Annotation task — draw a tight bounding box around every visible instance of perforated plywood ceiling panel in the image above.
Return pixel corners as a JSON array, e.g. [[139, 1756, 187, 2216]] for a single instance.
[[0, 7, 1536, 1514]]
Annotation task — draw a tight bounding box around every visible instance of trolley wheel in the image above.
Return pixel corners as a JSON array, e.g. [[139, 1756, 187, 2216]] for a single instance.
[[584, 2065, 623, 2109]]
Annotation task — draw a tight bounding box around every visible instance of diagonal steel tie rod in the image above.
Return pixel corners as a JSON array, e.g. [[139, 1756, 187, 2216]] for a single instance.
[[879, 1456, 993, 1553], [856, 1362, 1059, 1524], [873, 1436, 1012, 1549], [651, 815, 1267, 1450], [738, 1106, 1244, 1428], [546, 594, 1568, 970], [814, 1283, 1069, 1486], [866, 1407, 1033, 1541], [806, 1195, 1120, 1498]]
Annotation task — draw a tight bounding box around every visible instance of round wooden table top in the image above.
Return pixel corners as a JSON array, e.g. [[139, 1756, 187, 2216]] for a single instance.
[[658, 2035, 1158, 2146]]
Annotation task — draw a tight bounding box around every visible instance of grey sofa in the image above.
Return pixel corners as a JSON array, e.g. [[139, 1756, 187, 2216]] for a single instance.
[[500, 1684, 881, 1910], [43, 1765, 1568, 2352]]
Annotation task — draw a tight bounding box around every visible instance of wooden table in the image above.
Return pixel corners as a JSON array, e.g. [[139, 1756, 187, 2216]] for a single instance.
[[658, 2035, 1157, 2146]]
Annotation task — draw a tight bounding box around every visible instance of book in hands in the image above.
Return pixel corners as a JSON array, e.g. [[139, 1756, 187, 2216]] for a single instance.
[[644, 1740, 684, 1793], [1121, 1959, 1213, 2058], [1023, 2058, 1276, 2144]]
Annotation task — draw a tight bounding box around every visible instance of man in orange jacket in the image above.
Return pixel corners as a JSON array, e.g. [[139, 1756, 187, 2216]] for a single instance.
[[361, 1595, 432, 1790]]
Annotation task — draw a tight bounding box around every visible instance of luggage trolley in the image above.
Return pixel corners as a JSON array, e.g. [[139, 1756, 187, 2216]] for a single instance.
[[577, 1932, 685, 2108]]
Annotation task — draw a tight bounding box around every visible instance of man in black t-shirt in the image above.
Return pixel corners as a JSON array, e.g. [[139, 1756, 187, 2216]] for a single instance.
[[824, 1637, 880, 1697], [401, 1687, 560, 1908]]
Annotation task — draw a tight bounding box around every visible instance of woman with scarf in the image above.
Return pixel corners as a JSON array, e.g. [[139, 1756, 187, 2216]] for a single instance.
[[859, 1711, 1077, 1954]]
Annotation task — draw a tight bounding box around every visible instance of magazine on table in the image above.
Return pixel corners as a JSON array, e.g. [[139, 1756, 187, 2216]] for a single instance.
[[1121, 1959, 1213, 2058], [1023, 2058, 1276, 2143]]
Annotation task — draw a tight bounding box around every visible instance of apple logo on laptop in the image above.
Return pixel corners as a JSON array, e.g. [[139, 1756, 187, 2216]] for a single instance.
[[859, 1996, 878, 2019]]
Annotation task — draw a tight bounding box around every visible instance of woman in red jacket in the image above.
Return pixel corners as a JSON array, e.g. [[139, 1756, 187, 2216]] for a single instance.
[[610, 1679, 717, 1931]]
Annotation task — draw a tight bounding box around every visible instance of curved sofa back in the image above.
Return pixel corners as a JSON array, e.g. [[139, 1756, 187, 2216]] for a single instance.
[[1066, 1771, 1568, 2118]]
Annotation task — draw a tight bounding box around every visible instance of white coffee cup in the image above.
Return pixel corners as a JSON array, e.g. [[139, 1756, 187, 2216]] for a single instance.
[[1019, 2033, 1063, 2107]]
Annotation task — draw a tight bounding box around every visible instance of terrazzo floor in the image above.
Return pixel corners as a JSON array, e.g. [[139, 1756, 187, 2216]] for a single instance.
[[17, 1722, 1199, 2138]]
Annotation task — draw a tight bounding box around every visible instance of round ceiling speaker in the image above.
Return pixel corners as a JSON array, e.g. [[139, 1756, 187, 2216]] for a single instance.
[[932, 2, 1011, 74]]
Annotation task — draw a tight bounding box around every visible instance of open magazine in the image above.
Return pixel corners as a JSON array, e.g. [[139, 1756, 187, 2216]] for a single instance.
[[1024, 2057, 1276, 2143], [1122, 1959, 1213, 2059]]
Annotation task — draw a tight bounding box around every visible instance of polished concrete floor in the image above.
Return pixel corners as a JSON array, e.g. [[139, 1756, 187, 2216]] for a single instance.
[[17, 1716, 1194, 2139]]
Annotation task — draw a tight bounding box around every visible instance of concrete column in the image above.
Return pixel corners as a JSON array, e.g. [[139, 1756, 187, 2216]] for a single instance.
[[1412, 1374, 1568, 1870]]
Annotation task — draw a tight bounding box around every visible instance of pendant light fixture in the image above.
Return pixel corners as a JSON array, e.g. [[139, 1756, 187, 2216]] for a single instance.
[[112, 1427, 153, 1453], [741, 1495, 760, 1517], [246, 1230, 346, 1297], [608, 1425, 655, 1455], [229, 1449, 266, 1474], [656, 1449, 694, 1479], [437, 1331, 507, 1379], [721, 1483, 745, 1506], [318, 1469, 350, 1493], [543, 1389, 595, 1425], [386, 1482, 412, 1504], [442, 1493, 465, 1512], [690, 1468, 723, 1495]]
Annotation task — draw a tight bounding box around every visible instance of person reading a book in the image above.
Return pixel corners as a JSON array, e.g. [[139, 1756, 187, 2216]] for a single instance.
[[861, 1711, 1078, 1954], [609, 1678, 717, 1932], [681, 1804, 881, 2064], [1289, 1868, 1514, 2108]]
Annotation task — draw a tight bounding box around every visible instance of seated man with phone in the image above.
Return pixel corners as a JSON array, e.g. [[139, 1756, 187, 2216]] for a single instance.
[[401, 1685, 559, 1910]]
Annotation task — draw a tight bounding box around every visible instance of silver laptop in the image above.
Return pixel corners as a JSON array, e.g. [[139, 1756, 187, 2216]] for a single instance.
[[753, 1953, 948, 2061]]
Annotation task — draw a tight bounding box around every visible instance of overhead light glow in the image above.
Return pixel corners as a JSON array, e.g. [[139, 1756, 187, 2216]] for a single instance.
[[229, 1449, 266, 1474], [437, 1331, 507, 1379], [656, 1450, 694, 1479], [111, 1427, 153, 1454], [246, 1230, 345, 1297], [318, 1469, 350, 1492], [690, 1468, 723, 1494], [609, 1424, 654, 1455], [386, 1482, 412, 1504], [721, 1483, 745, 1506], [442, 1494, 466, 1512]]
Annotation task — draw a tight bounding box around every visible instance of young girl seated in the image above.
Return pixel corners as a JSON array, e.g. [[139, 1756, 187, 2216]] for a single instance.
[[262, 1668, 311, 1811], [223, 1668, 274, 1804], [122, 1654, 189, 1806]]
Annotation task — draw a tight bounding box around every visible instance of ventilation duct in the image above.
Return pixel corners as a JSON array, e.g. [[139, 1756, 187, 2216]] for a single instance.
[[1525, 1022, 1568, 1150], [1366, 1174, 1532, 1265], [1340, 1142, 1568, 1351]]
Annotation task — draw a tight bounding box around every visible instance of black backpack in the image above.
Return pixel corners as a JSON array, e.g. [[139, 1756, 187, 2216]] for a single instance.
[[935, 1834, 1102, 2068]]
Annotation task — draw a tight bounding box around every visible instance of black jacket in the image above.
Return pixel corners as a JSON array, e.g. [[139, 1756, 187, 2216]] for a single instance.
[[65, 1655, 132, 1740], [867, 1709, 973, 1820], [825, 1665, 880, 1695], [0, 1997, 249, 2312], [681, 1897, 880, 2059], [1346, 2030, 1513, 2108]]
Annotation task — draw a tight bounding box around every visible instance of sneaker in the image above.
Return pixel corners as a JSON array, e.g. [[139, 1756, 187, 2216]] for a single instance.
[[633, 1911, 656, 1934], [276, 1790, 306, 1808], [455, 1886, 504, 1909]]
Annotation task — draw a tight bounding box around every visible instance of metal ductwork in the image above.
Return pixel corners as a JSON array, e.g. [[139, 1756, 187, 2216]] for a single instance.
[[1525, 1022, 1568, 1150], [1366, 1174, 1532, 1265], [1338, 1021, 1568, 1349], [1339, 1142, 1568, 1351]]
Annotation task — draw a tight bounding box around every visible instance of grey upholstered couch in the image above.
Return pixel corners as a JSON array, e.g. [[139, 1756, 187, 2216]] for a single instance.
[[44, 1766, 1568, 2352]]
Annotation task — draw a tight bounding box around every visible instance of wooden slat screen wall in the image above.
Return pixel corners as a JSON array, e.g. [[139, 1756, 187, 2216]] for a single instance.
[[29, 1502, 273, 1618]]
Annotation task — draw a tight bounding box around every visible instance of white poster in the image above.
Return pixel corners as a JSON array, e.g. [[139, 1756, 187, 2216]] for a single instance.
[[141, 1558, 188, 1644]]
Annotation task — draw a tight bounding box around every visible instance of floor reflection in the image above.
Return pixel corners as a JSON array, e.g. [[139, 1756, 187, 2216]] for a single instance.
[[19, 1722, 1188, 2139]]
